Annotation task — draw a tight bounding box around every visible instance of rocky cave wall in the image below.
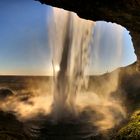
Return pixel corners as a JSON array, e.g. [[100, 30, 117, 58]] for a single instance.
[[37, 0, 140, 70]]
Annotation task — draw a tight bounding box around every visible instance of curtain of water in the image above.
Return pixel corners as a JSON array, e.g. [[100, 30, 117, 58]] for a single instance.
[[49, 8, 94, 121]]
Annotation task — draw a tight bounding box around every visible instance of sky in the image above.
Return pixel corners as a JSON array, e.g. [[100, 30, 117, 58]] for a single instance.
[[0, 0, 52, 75], [0, 0, 137, 75], [90, 21, 137, 75]]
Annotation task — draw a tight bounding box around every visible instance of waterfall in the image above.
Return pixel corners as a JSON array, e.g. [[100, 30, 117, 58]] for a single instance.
[[49, 8, 94, 121]]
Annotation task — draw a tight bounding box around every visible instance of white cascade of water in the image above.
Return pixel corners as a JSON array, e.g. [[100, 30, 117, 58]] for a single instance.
[[49, 8, 94, 121]]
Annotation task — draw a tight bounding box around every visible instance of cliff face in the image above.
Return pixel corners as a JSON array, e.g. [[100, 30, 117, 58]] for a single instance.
[[37, 0, 140, 69]]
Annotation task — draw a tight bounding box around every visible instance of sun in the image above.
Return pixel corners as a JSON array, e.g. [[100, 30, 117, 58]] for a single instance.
[[55, 65, 60, 72]]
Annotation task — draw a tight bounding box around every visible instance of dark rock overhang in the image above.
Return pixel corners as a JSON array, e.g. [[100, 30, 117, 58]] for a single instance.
[[36, 0, 140, 70]]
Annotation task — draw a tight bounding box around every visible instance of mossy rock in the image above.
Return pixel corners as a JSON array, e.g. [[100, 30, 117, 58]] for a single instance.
[[116, 110, 140, 140], [131, 110, 140, 122]]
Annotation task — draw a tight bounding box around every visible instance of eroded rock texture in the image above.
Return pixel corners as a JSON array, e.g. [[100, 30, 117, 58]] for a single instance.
[[37, 0, 140, 70]]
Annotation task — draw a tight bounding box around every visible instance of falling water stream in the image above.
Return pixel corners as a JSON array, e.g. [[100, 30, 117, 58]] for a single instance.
[[50, 8, 94, 121]]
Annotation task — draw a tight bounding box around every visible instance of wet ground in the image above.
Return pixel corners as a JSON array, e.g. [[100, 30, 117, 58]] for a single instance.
[[0, 76, 100, 140], [0, 109, 105, 140]]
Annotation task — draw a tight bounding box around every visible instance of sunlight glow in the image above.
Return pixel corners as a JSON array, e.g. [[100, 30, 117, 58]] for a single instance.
[[55, 65, 60, 72]]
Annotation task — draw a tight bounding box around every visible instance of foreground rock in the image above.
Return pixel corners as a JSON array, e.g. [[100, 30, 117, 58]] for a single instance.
[[0, 88, 14, 100]]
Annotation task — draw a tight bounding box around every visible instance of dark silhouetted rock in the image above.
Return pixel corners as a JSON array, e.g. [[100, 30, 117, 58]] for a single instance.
[[0, 88, 14, 100]]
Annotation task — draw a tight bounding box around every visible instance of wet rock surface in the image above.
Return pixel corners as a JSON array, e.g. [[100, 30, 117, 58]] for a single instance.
[[0, 111, 29, 140], [0, 111, 104, 140]]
